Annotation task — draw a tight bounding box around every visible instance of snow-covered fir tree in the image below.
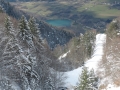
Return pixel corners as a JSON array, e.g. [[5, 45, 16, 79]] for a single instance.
[[19, 15, 32, 41], [4, 16, 14, 36], [28, 17, 42, 41], [88, 69, 99, 90], [81, 31, 96, 59], [18, 15, 34, 47], [0, 14, 66, 90], [0, 16, 22, 90], [77, 67, 98, 90], [77, 67, 89, 90]]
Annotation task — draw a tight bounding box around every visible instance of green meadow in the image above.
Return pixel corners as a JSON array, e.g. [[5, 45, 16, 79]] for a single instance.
[[18, 0, 120, 19]]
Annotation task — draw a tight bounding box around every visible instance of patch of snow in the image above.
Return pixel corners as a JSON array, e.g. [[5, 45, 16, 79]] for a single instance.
[[117, 33, 120, 36], [102, 84, 120, 90], [85, 34, 106, 71], [58, 50, 70, 60], [112, 19, 117, 23], [64, 34, 106, 89], [11, 81, 21, 90], [65, 67, 83, 87]]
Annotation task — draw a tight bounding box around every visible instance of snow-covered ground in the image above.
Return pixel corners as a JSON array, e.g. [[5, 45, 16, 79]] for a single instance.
[[85, 34, 106, 71], [103, 84, 120, 90], [58, 50, 70, 60], [65, 67, 83, 88], [65, 34, 106, 89]]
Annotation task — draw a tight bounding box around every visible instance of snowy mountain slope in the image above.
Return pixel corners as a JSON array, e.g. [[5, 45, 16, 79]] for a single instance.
[[64, 34, 106, 89], [104, 84, 120, 90], [0, 15, 64, 90], [85, 34, 106, 71], [0, 0, 73, 49], [98, 34, 120, 89]]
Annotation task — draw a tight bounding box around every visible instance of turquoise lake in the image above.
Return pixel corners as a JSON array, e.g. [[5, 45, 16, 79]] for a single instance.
[[46, 19, 72, 27]]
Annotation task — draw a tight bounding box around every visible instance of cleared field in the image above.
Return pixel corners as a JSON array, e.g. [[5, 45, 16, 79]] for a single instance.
[[20, 2, 53, 17], [77, 0, 120, 18], [78, 4, 120, 18], [16, 0, 120, 19]]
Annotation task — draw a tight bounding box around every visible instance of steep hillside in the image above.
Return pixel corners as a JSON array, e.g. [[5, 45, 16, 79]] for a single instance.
[[0, 12, 67, 90], [52, 30, 96, 71], [97, 19, 120, 90], [64, 34, 106, 90], [2, 0, 120, 90], [10, 0, 120, 33], [39, 21, 73, 48], [0, 0, 73, 48], [0, 0, 29, 19]]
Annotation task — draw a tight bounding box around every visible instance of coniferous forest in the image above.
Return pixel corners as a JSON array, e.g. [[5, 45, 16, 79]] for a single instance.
[[1, 0, 120, 90]]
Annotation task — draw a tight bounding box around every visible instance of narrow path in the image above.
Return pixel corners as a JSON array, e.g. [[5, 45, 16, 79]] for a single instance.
[[85, 34, 106, 71]]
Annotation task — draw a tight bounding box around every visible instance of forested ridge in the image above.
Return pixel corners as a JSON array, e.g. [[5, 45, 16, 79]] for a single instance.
[[1, 0, 120, 90], [0, 11, 68, 89], [0, 2, 98, 89]]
